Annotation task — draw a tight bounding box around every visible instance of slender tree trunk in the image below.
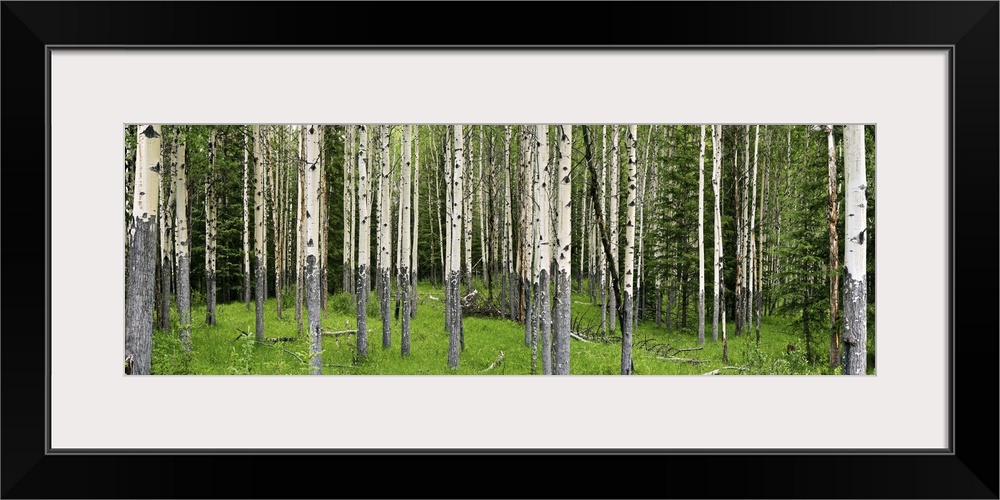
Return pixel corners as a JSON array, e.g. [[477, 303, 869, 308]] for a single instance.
[[464, 130, 474, 296], [254, 126, 267, 342], [379, 125, 392, 348], [503, 126, 515, 321], [447, 125, 465, 369], [243, 127, 252, 310], [521, 125, 535, 344], [356, 125, 371, 360], [400, 125, 413, 356], [842, 125, 867, 375], [320, 126, 328, 317], [344, 126, 354, 294], [158, 131, 174, 331], [698, 125, 707, 344], [600, 125, 608, 334], [609, 125, 620, 335], [204, 128, 218, 326], [826, 125, 841, 367], [174, 129, 191, 352], [712, 125, 723, 344], [750, 125, 760, 342], [478, 126, 488, 287], [411, 126, 420, 318], [535, 125, 552, 375], [621, 125, 638, 375], [296, 129, 305, 334], [553, 125, 572, 375], [271, 127, 284, 319], [301, 125, 323, 374], [444, 127, 453, 329], [126, 125, 161, 375]]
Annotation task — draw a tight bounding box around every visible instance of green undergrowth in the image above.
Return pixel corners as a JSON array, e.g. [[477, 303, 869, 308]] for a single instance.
[[151, 281, 863, 375]]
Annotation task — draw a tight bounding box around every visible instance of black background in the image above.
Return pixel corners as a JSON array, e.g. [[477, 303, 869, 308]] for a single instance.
[[2, 2, 996, 498]]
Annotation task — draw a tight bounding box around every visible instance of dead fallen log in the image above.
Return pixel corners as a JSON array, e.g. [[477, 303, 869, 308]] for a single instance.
[[461, 289, 479, 306], [480, 350, 505, 373], [656, 356, 708, 364], [569, 332, 592, 343], [267, 337, 297, 342], [321, 329, 361, 336], [702, 366, 749, 375]]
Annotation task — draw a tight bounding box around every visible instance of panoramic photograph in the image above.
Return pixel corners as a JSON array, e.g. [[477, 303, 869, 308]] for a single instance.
[[124, 124, 875, 375]]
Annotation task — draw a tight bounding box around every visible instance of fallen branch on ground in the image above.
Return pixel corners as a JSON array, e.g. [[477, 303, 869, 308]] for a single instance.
[[267, 337, 296, 342], [569, 332, 591, 343], [480, 350, 505, 373], [253, 340, 306, 363], [656, 356, 708, 364], [323, 364, 357, 369], [321, 329, 360, 336], [702, 366, 749, 375]]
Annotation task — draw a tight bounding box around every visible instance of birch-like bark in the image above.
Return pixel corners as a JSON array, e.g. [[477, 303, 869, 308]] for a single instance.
[[711, 125, 723, 344], [842, 125, 867, 375], [295, 129, 305, 334], [243, 126, 251, 310], [271, 127, 284, 319], [400, 125, 412, 355], [126, 125, 161, 375], [173, 129, 191, 352], [553, 125, 572, 374], [609, 125, 620, 335], [356, 125, 371, 360], [698, 125, 707, 344], [319, 126, 328, 317], [158, 129, 173, 332], [463, 130, 473, 295], [447, 125, 464, 369], [478, 126, 488, 285], [343, 127, 354, 294], [411, 126, 420, 318], [379, 125, 392, 348], [521, 125, 535, 344], [302, 125, 323, 374], [620, 125, 638, 375], [750, 125, 760, 342], [205, 128, 218, 326], [534, 125, 553, 375], [254, 125, 266, 342], [503, 126, 515, 320], [600, 125, 608, 334], [826, 125, 841, 367]]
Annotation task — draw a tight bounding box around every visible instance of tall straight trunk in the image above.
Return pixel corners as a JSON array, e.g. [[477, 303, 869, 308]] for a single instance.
[[478, 126, 488, 286], [243, 126, 251, 310], [126, 125, 161, 375], [579, 165, 587, 294], [621, 125, 638, 375], [600, 125, 608, 334], [253, 126, 266, 342], [609, 125, 620, 335], [204, 128, 218, 326], [296, 129, 305, 334], [711, 125, 723, 343], [698, 125, 707, 344], [521, 125, 535, 344], [344, 126, 354, 294], [158, 131, 173, 331], [750, 125, 760, 342], [356, 125, 371, 360], [442, 127, 451, 292], [732, 130, 742, 336], [319, 126, 328, 317], [535, 125, 552, 375], [826, 125, 841, 367], [463, 130, 474, 295], [742, 126, 751, 332], [447, 125, 465, 369], [302, 125, 323, 374], [842, 125, 867, 375], [411, 126, 420, 318], [503, 126, 515, 321], [173, 129, 191, 352], [379, 125, 392, 348], [400, 125, 413, 356], [553, 125, 573, 375], [270, 127, 284, 319]]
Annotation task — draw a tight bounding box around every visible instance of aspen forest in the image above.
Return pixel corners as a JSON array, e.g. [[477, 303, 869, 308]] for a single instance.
[[125, 124, 876, 375]]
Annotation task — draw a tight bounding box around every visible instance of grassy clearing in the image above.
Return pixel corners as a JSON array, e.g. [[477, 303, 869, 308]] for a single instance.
[[151, 281, 841, 375]]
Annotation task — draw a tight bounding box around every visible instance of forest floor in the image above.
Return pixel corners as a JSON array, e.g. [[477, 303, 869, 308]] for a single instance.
[[151, 281, 847, 375]]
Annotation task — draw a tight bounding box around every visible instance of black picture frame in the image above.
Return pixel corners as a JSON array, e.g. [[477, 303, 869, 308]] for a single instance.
[[2, 2, 996, 498]]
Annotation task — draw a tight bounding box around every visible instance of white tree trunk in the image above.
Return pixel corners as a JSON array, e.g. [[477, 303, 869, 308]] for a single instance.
[[400, 125, 413, 355], [609, 125, 620, 335], [379, 125, 392, 348], [534, 125, 553, 375], [173, 128, 191, 352], [478, 126, 488, 285], [205, 128, 218, 326], [158, 131, 174, 332], [698, 125, 706, 344], [463, 131, 474, 295], [356, 125, 371, 359], [125, 125, 161, 375], [411, 125, 420, 318], [826, 125, 841, 367], [254, 125, 267, 343], [343, 126, 354, 294], [621, 125, 638, 375], [553, 125, 573, 375], [303, 125, 323, 374], [447, 125, 465, 369], [842, 125, 867, 375], [711, 125, 723, 344], [243, 126, 251, 310], [503, 126, 515, 320], [600, 125, 608, 334], [750, 124, 759, 340]]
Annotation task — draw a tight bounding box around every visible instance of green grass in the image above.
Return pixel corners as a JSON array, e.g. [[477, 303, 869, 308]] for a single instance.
[[151, 281, 853, 375]]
